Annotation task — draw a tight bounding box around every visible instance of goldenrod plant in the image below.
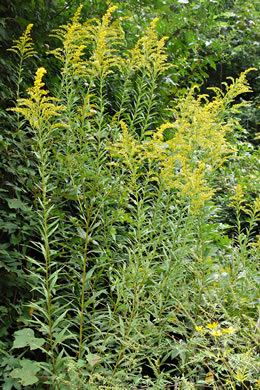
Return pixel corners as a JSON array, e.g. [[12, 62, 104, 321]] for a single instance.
[[10, 67, 67, 389], [8, 24, 36, 102], [3, 4, 259, 390]]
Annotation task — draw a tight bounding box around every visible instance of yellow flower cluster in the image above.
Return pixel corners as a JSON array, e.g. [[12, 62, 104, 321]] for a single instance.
[[10, 67, 65, 131], [230, 184, 260, 220], [110, 70, 255, 214], [223, 68, 257, 107], [140, 94, 233, 212], [47, 2, 172, 96], [50, 5, 126, 79], [49, 5, 91, 77], [88, 6, 125, 78], [229, 184, 245, 208], [123, 18, 171, 77], [196, 322, 236, 337], [144, 72, 255, 213], [109, 121, 142, 176], [207, 68, 257, 116], [141, 18, 171, 76], [8, 23, 36, 60]]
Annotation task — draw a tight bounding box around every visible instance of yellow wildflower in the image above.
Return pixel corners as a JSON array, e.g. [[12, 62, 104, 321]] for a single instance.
[[30, 67, 47, 93], [223, 68, 257, 107], [88, 5, 125, 78], [195, 326, 204, 333], [210, 329, 222, 337], [8, 23, 36, 60], [10, 67, 66, 130], [102, 5, 118, 27], [206, 322, 218, 330], [109, 121, 142, 173], [49, 6, 94, 78], [122, 18, 171, 77], [205, 372, 214, 383], [229, 184, 244, 208], [221, 327, 235, 335]]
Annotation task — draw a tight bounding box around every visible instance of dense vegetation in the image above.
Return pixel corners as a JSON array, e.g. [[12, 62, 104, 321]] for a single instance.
[[0, 1, 259, 389]]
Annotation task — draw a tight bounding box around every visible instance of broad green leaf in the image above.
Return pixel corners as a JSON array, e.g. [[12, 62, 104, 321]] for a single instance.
[[10, 359, 40, 386], [3, 376, 22, 390], [86, 353, 102, 367], [7, 199, 24, 209], [12, 328, 45, 350]]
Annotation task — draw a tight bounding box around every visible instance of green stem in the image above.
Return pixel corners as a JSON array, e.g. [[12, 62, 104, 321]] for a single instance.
[[78, 224, 90, 360], [38, 134, 60, 390], [112, 285, 139, 377], [128, 72, 146, 136], [116, 73, 131, 123], [140, 73, 157, 139], [111, 173, 144, 377], [96, 76, 106, 172]]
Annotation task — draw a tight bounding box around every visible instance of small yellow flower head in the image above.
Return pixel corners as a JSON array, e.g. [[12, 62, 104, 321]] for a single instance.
[[154, 123, 174, 141], [205, 372, 214, 383], [26, 24, 33, 35], [195, 326, 204, 333], [109, 120, 142, 175], [120, 120, 129, 139], [151, 17, 160, 29], [206, 322, 218, 330], [221, 327, 235, 335], [210, 329, 222, 337]]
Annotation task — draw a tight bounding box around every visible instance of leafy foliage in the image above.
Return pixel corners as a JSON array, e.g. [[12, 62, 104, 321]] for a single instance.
[[0, 2, 259, 390], [10, 359, 40, 386]]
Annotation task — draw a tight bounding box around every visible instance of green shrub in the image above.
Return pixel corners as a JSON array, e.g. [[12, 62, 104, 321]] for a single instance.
[[1, 5, 259, 390]]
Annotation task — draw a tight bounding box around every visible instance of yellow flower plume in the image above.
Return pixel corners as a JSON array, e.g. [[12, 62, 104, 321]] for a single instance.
[[10, 67, 66, 130], [8, 24, 36, 60]]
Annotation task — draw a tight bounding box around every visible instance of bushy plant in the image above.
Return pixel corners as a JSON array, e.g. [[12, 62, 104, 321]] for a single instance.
[[1, 5, 259, 390]]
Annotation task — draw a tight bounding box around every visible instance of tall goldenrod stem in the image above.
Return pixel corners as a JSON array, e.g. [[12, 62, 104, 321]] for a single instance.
[[78, 225, 90, 360], [38, 131, 60, 389]]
